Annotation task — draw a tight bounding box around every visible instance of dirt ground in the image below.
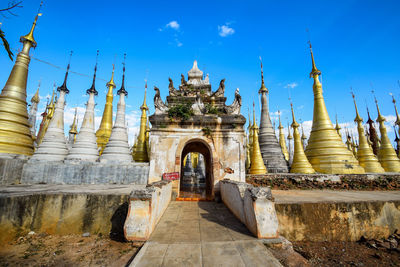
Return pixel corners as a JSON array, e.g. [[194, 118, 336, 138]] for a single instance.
[[270, 239, 400, 267], [0, 233, 143, 267]]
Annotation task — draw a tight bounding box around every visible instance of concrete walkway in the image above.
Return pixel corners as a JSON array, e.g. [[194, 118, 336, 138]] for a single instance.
[[131, 201, 282, 267]]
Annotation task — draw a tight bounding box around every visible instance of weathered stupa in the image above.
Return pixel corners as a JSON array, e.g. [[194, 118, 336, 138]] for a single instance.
[[258, 61, 289, 173], [366, 108, 380, 155], [0, 9, 43, 157], [304, 44, 364, 174], [375, 98, 400, 172], [30, 60, 71, 161], [289, 103, 315, 174], [66, 52, 99, 162], [96, 65, 116, 154], [101, 58, 132, 163], [249, 103, 268, 174], [28, 83, 40, 140], [352, 94, 384, 173]]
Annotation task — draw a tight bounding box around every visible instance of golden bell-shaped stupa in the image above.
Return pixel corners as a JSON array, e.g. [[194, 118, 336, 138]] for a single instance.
[[352, 93, 384, 173], [133, 83, 149, 162], [0, 8, 43, 156], [249, 102, 267, 174], [304, 44, 364, 174], [96, 65, 116, 155], [278, 111, 289, 161], [375, 98, 400, 172], [289, 103, 315, 174]]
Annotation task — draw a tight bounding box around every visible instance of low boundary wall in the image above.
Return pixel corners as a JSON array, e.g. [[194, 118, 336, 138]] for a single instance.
[[124, 181, 172, 241], [220, 179, 279, 239]]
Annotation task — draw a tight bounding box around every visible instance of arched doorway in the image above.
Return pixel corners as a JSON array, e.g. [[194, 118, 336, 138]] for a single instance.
[[179, 140, 213, 200]]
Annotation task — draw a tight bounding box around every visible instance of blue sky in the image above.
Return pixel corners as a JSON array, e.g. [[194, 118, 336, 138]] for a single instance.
[[0, 0, 399, 144]]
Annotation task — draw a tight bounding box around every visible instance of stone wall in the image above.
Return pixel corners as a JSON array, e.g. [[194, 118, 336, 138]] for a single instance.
[[0, 191, 132, 244], [0, 158, 27, 185], [21, 161, 149, 185], [275, 200, 400, 241], [220, 179, 279, 239]]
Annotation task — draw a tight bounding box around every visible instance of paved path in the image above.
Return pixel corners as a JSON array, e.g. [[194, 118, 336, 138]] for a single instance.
[[131, 201, 282, 267]]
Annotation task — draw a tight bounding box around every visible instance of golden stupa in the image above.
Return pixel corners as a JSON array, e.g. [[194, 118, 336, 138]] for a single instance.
[[69, 108, 78, 144], [304, 44, 364, 174], [249, 102, 267, 174], [0, 8, 43, 156], [335, 116, 342, 138], [351, 93, 384, 173], [278, 111, 289, 161], [287, 122, 293, 162], [290, 103, 315, 174], [301, 124, 307, 150], [133, 83, 149, 162], [36, 86, 55, 145], [375, 98, 400, 172], [96, 65, 116, 155], [245, 132, 251, 170]]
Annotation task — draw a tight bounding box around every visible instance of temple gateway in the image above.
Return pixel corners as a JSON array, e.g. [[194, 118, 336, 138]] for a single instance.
[[148, 61, 246, 199]]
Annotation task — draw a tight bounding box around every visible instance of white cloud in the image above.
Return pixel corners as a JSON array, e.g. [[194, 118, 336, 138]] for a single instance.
[[218, 24, 235, 37], [285, 82, 298, 89], [165, 21, 180, 30]]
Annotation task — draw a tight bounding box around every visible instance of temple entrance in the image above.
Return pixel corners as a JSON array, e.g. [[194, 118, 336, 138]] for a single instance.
[[179, 141, 213, 200]]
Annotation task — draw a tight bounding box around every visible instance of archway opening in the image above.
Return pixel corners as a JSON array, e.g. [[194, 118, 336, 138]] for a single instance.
[[179, 141, 213, 200]]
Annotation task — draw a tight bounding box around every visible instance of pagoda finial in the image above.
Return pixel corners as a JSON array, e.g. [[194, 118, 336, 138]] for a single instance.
[[374, 95, 385, 123], [69, 108, 78, 134], [252, 101, 257, 128], [31, 81, 40, 103], [141, 81, 148, 111], [20, 1, 43, 48], [106, 64, 116, 89], [391, 94, 400, 126], [58, 51, 72, 94], [290, 102, 299, 127], [351, 90, 362, 123], [87, 50, 99, 95], [258, 56, 268, 93], [308, 41, 321, 78], [118, 53, 128, 96]]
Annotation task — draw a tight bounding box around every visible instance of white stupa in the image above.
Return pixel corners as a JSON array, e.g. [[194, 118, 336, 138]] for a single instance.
[[30, 63, 71, 161], [100, 60, 132, 163], [65, 59, 99, 162]]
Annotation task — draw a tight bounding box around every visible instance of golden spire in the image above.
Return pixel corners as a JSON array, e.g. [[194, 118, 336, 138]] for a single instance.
[[304, 43, 364, 174], [20, 1, 43, 48], [258, 57, 268, 93], [278, 111, 289, 161], [245, 132, 251, 171], [351, 93, 384, 173], [96, 64, 116, 154], [290, 102, 315, 173], [374, 97, 400, 172], [133, 82, 149, 162], [31, 82, 40, 103], [392, 95, 400, 138], [36, 84, 56, 145], [335, 115, 342, 138], [69, 108, 78, 135], [249, 102, 267, 174], [0, 3, 44, 156]]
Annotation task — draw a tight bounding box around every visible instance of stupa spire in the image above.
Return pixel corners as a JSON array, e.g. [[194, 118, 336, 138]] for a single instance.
[[101, 54, 132, 163], [249, 102, 267, 174], [374, 97, 400, 172], [278, 111, 289, 161], [304, 43, 364, 174], [133, 82, 149, 162], [289, 102, 315, 173], [257, 58, 288, 172], [301, 123, 307, 150], [335, 115, 342, 138], [0, 3, 44, 156], [68, 108, 78, 145], [36, 85, 56, 145], [66, 51, 100, 162], [30, 54, 72, 161], [96, 63, 116, 154], [392, 95, 400, 137]]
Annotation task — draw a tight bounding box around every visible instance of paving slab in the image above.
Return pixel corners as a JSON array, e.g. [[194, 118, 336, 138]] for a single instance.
[[131, 201, 282, 267]]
